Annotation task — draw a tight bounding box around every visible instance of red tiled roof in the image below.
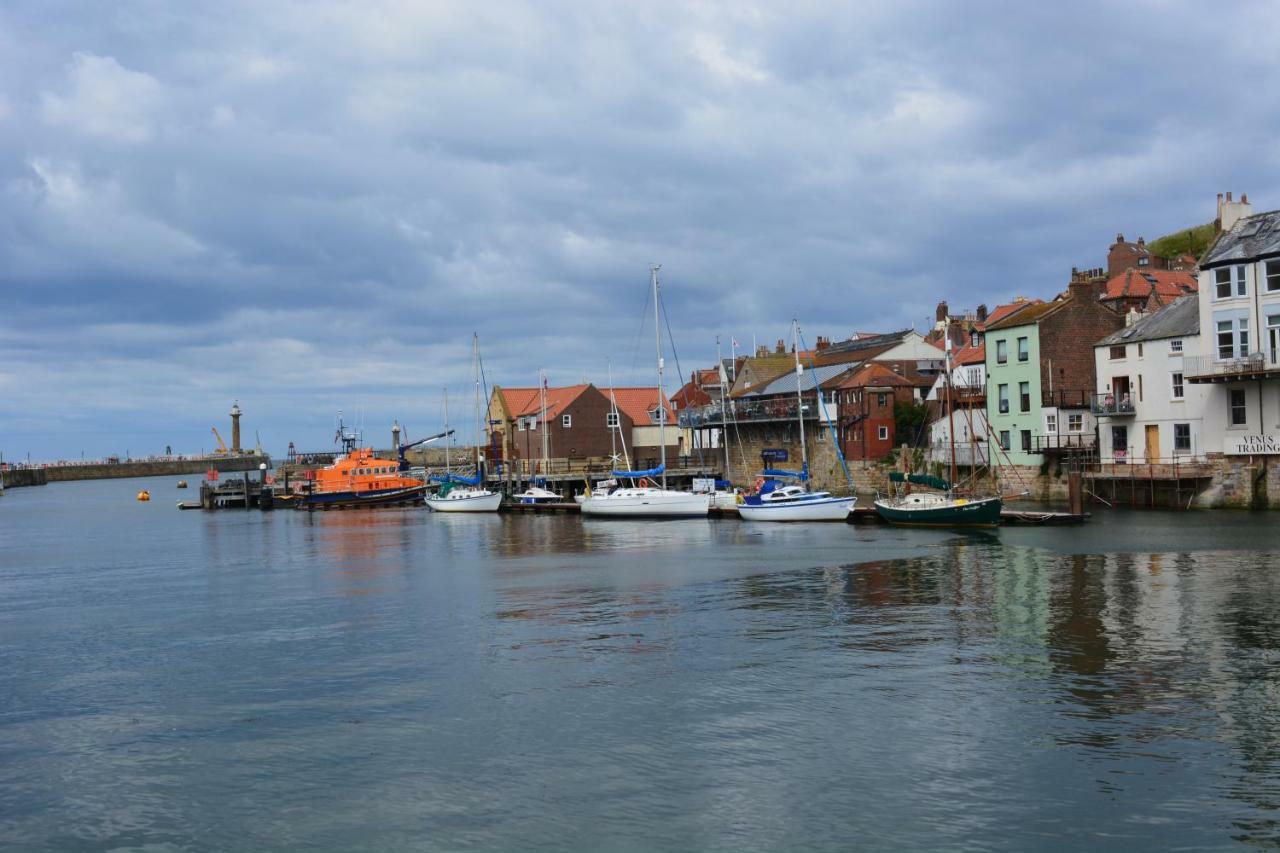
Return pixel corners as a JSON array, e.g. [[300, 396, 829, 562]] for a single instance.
[[498, 384, 592, 421], [671, 381, 712, 409], [1103, 269, 1198, 301], [608, 387, 675, 425], [835, 362, 920, 389], [982, 299, 1042, 329], [953, 343, 985, 366]]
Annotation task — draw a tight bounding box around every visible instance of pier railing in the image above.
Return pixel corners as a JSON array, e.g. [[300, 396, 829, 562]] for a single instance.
[[491, 456, 718, 479]]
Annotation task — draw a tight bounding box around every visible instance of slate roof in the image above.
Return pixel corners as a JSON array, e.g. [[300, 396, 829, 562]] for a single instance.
[[739, 362, 856, 399], [1201, 209, 1280, 268], [1095, 295, 1200, 346]]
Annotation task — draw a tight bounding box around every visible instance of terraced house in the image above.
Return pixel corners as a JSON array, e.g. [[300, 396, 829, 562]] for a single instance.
[[1186, 194, 1280, 458], [984, 280, 1124, 467]]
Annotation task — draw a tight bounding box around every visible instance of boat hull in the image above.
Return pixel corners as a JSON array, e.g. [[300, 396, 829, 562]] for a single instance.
[[580, 490, 710, 518], [738, 495, 856, 522], [873, 495, 1003, 527], [425, 490, 503, 512], [299, 484, 428, 509]]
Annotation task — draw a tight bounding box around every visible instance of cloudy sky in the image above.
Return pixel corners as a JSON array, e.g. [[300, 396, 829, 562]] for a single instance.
[[2, 1, 1278, 460]]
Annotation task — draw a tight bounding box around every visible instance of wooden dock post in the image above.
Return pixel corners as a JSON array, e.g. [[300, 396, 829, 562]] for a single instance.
[[1067, 470, 1083, 516]]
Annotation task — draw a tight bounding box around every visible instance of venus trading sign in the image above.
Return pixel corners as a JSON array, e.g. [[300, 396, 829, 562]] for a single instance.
[[1224, 434, 1280, 455]]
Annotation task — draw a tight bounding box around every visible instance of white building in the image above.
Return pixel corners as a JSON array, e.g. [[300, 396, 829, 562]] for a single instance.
[[1093, 296, 1206, 462], [1186, 195, 1280, 457], [926, 344, 990, 465]]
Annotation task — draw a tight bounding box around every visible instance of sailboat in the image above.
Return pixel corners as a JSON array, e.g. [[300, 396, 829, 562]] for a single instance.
[[873, 335, 1002, 527], [426, 335, 503, 513], [738, 320, 857, 522], [512, 370, 562, 504], [580, 265, 710, 518]]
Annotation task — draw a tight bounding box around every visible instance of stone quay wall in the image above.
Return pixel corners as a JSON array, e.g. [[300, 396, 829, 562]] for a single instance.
[[1, 468, 49, 488], [29, 455, 270, 483]]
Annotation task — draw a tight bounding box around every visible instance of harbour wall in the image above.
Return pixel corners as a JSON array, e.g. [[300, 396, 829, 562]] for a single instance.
[[1, 468, 49, 488], [14, 455, 270, 484]]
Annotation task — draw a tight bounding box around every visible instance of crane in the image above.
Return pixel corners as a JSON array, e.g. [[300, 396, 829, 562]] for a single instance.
[[211, 427, 229, 455], [397, 428, 454, 470]]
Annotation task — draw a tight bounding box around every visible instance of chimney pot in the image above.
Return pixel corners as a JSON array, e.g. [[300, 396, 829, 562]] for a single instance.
[[776, 339, 785, 354], [1242, 192, 1249, 203], [1116, 233, 1124, 243], [1227, 192, 1233, 202]]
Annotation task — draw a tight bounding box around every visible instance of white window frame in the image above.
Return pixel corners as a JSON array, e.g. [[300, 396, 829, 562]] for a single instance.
[[1229, 388, 1248, 427], [877, 425, 888, 441], [1169, 339, 1183, 354], [1173, 423, 1192, 454], [1017, 336, 1029, 362], [561, 414, 572, 429], [1267, 260, 1280, 293], [1045, 413, 1058, 434], [605, 411, 619, 428], [1067, 413, 1083, 432], [1171, 371, 1184, 400], [996, 339, 1007, 364]]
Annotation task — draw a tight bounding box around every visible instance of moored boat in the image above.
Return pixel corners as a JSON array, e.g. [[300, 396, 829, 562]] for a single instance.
[[298, 414, 449, 509], [739, 479, 855, 521], [425, 334, 502, 514], [873, 476, 1003, 527]]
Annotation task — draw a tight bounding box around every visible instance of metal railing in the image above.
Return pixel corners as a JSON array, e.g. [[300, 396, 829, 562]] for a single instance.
[[1032, 433, 1096, 453], [925, 441, 990, 466], [1086, 456, 1214, 479], [492, 456, 717, 477], [1091, 392, 1136, 416], [1041, 389, 1092, 408], [1183, 353, 1280, 380]]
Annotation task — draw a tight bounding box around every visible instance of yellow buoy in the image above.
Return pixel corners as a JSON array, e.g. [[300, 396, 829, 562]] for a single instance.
[[137, 490, 151, 502]]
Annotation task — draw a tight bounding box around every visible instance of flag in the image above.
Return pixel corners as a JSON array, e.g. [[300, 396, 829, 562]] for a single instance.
[[731, 338, 740, 349]]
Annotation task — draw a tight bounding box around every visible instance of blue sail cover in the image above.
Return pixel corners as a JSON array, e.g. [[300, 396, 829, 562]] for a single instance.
[[761, 463, 808, 481], [611, 464, 665, 478]]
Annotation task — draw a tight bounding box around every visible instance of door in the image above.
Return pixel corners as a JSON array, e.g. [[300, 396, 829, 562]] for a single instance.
[[1112, 425, 1128, 464], [1269, 315, 1280, 366], [1145, 424, 1160, 463]]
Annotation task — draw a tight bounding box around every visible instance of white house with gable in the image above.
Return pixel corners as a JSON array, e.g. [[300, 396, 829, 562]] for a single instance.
[[1093, 296, 1206, 462]]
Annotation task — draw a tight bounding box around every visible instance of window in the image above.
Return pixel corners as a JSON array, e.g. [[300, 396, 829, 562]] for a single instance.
[[518, 418, 526, 431], [1068, 413, 1083, 432], [1241, 318, 1250, 355], [606, 412, 619, 428], [1138, 375, 1144, 402], [998, 384, 1009, 414], [1046, 413, 1058, 434], [1137, 343, 1144, 358], [1218, 320, 1234, 359], [1017, 336, 1029, 362], [650, 407, 664, 424], [1268, 260, 1280, 293], [1215, 267, 1232, 299], [966, 366, 981, 385], [1174, 423, 1191, 453], [1018, 381, 1030, 413], [971, 331, 980, 347], [877, 426, 889, 440], [996, 339, 1007, 364], [1238, 266, 1248, 297], [1170, 339, 1183, 354], [877, 392, 888, 407], [561, 414, 572, 428], [528, 418, 538, 431], [1020, 430, 1032, 453], [1110, 345, 1126, 360], [1230, 388, 1247, 426], [999, 430, 1011, 450], [1171, 372, 1184, 400]]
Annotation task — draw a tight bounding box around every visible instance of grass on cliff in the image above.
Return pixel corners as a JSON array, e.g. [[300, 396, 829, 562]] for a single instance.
[[1148, 222, 1216, 261]]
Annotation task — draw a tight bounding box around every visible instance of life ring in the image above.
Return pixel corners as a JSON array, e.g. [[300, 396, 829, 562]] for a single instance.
[[753, 476, 766, 493], [638, 477, 650, 488]]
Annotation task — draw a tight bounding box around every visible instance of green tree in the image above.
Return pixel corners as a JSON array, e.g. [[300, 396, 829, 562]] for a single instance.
[[893, 399, 929, 447]]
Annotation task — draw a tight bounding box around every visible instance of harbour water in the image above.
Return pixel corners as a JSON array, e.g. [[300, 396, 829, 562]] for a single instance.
[[2, 477, 1280, 850]]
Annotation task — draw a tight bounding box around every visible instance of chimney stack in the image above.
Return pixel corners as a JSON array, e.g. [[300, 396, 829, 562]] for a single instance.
[[935, 300, 949, 323], [977, 304, 988, 322], [776, 339, 785, 354]]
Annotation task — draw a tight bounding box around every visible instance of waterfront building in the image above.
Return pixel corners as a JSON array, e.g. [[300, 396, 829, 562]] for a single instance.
[[1185, 193, 1280, 459], [835, 362, 935, 460], [1098, 268, 1198, 315], [487, 384, 680, 467], [926, 342, 991, 466], [984, 280, 1125, 467], [1093, 296, 1205, 463]]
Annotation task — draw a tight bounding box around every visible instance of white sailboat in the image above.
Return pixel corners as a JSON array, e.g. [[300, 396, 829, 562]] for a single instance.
[[738, 320, 857, 522], [512, 370, 562, 504], [581, 265, 710, 518], [426, 334, 503, 513]]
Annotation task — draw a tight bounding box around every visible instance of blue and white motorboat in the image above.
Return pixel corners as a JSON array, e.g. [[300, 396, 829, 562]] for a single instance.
[[738, 476, 856, 521]]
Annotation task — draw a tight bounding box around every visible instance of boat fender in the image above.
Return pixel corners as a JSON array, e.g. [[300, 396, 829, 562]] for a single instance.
[[638, 478, 649, 488], [753, 476, 765, 494]]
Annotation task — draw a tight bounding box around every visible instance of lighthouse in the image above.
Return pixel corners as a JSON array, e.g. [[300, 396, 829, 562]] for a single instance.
[[392, 420, 402, 452], [230, 401, 242, 454]]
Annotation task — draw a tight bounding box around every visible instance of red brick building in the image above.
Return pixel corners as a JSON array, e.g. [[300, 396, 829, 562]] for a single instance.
[[836, 362, 932, 461]]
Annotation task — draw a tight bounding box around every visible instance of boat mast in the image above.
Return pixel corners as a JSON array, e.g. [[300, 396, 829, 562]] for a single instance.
[[945, 335, 958, 492], [540, 368, 549, 474], [473, 333, 482, 473], [653, 263, 666, 489], [442, 389, 450, 471], [793, 320, 808, 476], [608, 359, 630, 471], [717, 335, 730, 482]]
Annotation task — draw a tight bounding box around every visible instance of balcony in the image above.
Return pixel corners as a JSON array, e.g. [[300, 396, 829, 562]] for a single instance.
[[1032, 433, 1096, 454], [678, 399, 821, 428], [1091, 392, 1136, 417], [1041, 389, 1091, 408], [1184, 353, 1280, 383]]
